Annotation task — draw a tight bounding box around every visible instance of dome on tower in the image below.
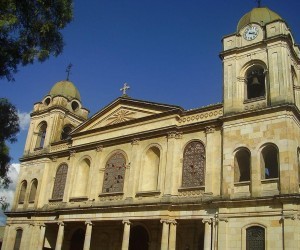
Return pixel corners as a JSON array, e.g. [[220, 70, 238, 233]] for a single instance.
[[49, 80, 81, 101], [237, 7, 283, 32]]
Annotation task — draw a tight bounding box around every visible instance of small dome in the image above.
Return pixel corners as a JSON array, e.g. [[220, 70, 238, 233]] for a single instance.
[[237, 7, 282, 32], [49, 80, 81, 101]]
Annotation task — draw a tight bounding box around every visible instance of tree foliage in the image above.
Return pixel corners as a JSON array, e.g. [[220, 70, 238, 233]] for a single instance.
[[0, 0, 73, 81], [0, 98, 20, 188]]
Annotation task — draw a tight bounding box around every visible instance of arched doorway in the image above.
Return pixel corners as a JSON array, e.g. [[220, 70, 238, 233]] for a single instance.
[[129, 225, 149, 250], [69, 228, 85, 250]]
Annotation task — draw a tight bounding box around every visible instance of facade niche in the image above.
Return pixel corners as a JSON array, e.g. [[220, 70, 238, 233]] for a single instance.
[[102, 152, 126, 193], [72, 158, 90, 197], [13, 229, 23, 250], [29, 179, 38, 202], [234, 148, 251, 182], [140, 146, 160, 191], [182, 141, 206, 187], [261, 144, 279, 179], [52, 164, 68, 200], [18, 181, 27, 204], [246, 226, 265, 250], [246, 66, 266, 99], [35, 122, 47, 149]]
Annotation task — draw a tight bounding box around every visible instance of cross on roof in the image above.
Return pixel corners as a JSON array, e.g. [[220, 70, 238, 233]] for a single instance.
[[256, 0, 261, 7], [120, 83, 130, 96], [66, 63, 73, 81]]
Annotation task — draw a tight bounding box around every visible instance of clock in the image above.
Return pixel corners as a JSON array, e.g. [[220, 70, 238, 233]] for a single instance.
[[243, 26, 259, 41]]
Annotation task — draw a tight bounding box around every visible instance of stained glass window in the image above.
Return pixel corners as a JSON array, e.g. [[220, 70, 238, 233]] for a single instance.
[[102, 152, 126, 193], [52, 164, 68, 200], [182, 141, 205, 187], [246, 226, 265, 250]]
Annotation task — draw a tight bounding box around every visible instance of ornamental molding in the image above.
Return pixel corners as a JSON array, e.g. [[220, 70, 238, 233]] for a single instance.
[[167, 132, 182, 139], [106, 109, 136, 125], [178, 109, 223, 125]]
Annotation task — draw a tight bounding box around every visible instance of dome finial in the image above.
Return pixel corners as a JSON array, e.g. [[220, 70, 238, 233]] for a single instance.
[[66, 63, 73, 81]]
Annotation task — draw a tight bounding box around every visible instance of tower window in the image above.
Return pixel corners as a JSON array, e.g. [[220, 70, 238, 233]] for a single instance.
[[61, 125, 73, 140], [261, 144, 279, 179], [35, 122, 47, 149], [246, 66, 266, 99], [234, 148, 251, 182]]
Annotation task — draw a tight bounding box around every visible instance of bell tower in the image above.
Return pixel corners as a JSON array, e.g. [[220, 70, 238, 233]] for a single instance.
[[23, 80, 89, 156], [220, 6, 300, 115]]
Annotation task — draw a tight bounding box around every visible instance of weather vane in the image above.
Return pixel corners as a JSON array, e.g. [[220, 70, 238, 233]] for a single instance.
[[120, 83, 130, 96], [66, 63, 73, 81], [256, 0, 261, 7]]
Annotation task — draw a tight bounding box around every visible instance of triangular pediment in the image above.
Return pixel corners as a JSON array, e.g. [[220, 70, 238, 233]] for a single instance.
[[73, 97, 182, 133]]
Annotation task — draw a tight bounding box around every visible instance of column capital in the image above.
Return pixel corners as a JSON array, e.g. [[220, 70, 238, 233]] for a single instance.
[[202, 218, 213, 224], [57, 221, 65, 227], [122, 220, 131, 225], [160, 219, 169, 224], [205, 126, 215, 134], [40, 223, 46, 228], [85, 220, 93, 226], [131, 138, 140, 145], [96, 145, 103, 152], [69, 150, 76, 157], [169, 219, 177, 225]]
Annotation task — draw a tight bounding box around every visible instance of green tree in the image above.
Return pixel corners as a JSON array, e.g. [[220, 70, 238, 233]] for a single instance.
[[0, 98, 19, 190], [0, 0, 73, 81]]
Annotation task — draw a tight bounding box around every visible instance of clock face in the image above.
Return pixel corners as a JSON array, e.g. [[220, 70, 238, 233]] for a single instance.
[[243, 26, 259, 41]]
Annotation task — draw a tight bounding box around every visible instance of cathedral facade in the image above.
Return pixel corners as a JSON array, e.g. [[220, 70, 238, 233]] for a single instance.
[[2, 6, 300, 250]]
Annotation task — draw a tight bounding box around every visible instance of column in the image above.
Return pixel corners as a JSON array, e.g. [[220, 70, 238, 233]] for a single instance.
[[127, 139, 140, 199], [83, 221, 93, 250], [203, 219, 212, 250], [37, 224, 46, 250], [168, 220, 177, 250], [160, 220, 170, 250], [55, 222, 65, 250], [121, 220, 131, 250]]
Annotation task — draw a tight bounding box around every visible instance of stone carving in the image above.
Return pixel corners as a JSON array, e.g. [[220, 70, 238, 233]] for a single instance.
[[178, 108, 223, 125], [106, 109, 136, 125]]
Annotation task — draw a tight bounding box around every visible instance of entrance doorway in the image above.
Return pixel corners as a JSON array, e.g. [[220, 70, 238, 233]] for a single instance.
[[69, 228, 85, 250], [129, 225, 149, 250]]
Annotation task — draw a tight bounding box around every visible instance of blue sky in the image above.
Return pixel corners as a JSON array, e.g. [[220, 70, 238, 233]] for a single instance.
[[1, 0, 300, 220]]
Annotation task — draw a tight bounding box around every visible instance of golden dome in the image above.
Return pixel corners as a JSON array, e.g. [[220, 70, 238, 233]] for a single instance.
[[237, 7, 282, 32], [49, 80, 81, 101]]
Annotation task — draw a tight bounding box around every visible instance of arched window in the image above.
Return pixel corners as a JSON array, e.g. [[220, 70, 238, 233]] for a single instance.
[[13, 229, 23, 250], [35, 122, 47, 149], [18, 181, 27, 204], [246, 226, 265, 250], [102, 152, 126, 193], [52, 164, 68, 200], [182, 141, 206, 187], [261, 144, 279, 179], [29, 179, 38, 202], [234, 148, 251, 182], [246, 66, 266, 99], [140, 147, 160, 191], [72, 158, 90, 197], [60, 124, 73, 140]]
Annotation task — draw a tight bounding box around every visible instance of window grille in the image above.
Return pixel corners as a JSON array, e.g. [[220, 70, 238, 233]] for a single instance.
[[246, 226, 265, 250], [52, 164, 68, 199], [102, 152, 126, 193], [182, 141, 205, 187]]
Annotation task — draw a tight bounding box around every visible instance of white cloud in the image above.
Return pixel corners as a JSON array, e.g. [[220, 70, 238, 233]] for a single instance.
[[18, 111, 31, 130], [0, 163, 20, 225]]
